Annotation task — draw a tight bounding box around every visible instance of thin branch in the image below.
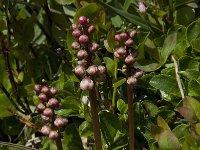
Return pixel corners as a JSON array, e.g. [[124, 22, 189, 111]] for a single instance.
[[172, 55, 185, 99]]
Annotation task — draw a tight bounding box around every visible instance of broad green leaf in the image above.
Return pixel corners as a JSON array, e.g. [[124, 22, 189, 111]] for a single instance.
[[187, 18, 200, 41], [188, 80, 200, 97], [178, 56, 199, 71], [113, 78, 126, 89], [172, 124, 189, 140], [195, 123, 200, 136], [174, 40, 189, 58], [107, 28, 116, 52], [61, 96, 80, 111], [103, 57, 115, 77], [55, 0, 74, 5], [177, 106, 197, 122], [191, 38, 200, 53], [79, 121, 93, 137], [142, 101, 159, 117], [157, 116, 171, 131], [63, 124, 84, 150], [177, 6, 194, 25], [158, 130, 181, 150], [179, 69, 200, 80], [150, 75, 180, 95], [117, 99, 128, 114], [74, 3, 99, 23]]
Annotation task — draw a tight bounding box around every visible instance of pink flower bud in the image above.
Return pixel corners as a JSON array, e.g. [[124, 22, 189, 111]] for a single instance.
[[98, 65, 106, 74], [116, 47, 126, 57], [41, 115, 50, 121], [71, 23, 77, 30], [88, 25, 95, 33], [36, 103, 46, 112], [87, 65, 98, 76], [43, 108, 54, 117], [54, 117, 68, 128], [138, 2, 146, 13], [74, 65, 85, 76], [114, 51, 121, 58], [71, 41, 80, 50], [48, 98, 59, 108], [115, 34, 121, 41], [41, 86, 49, 94], [79, 35, 89, 44], [72, 29, 82, 38], [49, 87, 57, 96], [125, 39, 134, 47], [129, 30, 137, 38], [133, 69, 144, 78], [127, 76, 137, 85], [77, 50, 88, 59], [80, 78, 94, 91], [78, 16, 88, 25], [41, 125, 51, 136], [120, 32, 128, 40], [49, 130, 59, 140], [78, 60, 88, 66], [87, 18, 90, 24], [90, 43, 99, 52], [125, 55, 135, 65], [38, 93, 48, 102], [34, 84, 41, 93]]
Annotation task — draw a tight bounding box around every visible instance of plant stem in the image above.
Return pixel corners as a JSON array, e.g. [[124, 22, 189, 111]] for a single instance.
[[112, 57, 118, 110], [56, 137, 63, 150], [168, 0, 174, 24], [89, 84, 101, 150], [172, 55, 185, 99], [127, 66, 134, 150]]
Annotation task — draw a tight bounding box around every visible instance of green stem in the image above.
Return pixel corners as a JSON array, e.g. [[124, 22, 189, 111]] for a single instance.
[[112, 57, 118, 110], [127, 66, 134, 150], [89, 84, 101, 150]]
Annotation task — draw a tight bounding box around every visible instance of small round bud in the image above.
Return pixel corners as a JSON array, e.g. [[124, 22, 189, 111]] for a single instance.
[[41, 86, 49, 94], [49, 130, 59, 140], [115, 34, 121, 41], [116, 47, 126, 57], [72, 29, 82, 38], [43, 108, 54, 117], [125, 39, 134, 47], [80, 78, 94, 91], [90, 43, 99, 52], [127, 76, 137, 85], [74, 65, 85, 76], [129, 30, 137, 38], [87, 65, 98, 76], [114, 51, 120, 58], [36, 103, 46, 112], [77, 50, 88, 59], [138, 2, 146, 13], [88, 25, 95, 33], [133, 69, 144, 78], [41, 125, 51, 136], [34, 84, 41, 93], [38, 93, 48, 102], [79, 35, 89, 44], [54, 117, 68, 128], [71, 23, 77, 30], [48, 98, 59, 108], [125, 55, 135, 64], [49, 87, 57, 96], [78, 60, 88, 66], [87, 18, 90, 24], [41, 115, 50, 121], [120, 32, 128, 40], [98, 65, 106, 74], [71, 41, 80, 50], [78, 16, 88, 25]]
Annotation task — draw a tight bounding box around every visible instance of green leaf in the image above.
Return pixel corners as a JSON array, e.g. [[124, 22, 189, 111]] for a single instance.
[[113, 78, 126, 89], [187, 18, 200, 41], [106, 28, 116, 52], [79, 121, 93, 137], [172, 124, 189, 140], [117, 99, 128, 114], [103, 57, 115, 77], [55, 0, 74, 5], [178, 56, 199, 71], [61, 96, 81, 111], [149, 74, 180, 95], [74, 3, 99, 23], [142, 101, 159, 117], [176, 6, 194, 25], [158, 130, 181, 150], [188, 80, 200, 97], [157, 116, 171, 131], [179, 69, 200, 80], [63, 124, 84, 150], [191, 38, 200, 53]]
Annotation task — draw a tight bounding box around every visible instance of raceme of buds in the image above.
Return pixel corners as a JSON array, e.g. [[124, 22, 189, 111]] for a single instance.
[[41, 86, 49, 94], [125, 39, 134, 47], [48, 98, 59, 108], [98, 65, 106, 74], [36, 103, 46, 112], [72, 29, 82, 38], [129, 30, 137, 38], [78, 16, 88, 25], [125, 54, 135, 65], [34, 84, 41, 93], [79, 34, 89, 44], [74, 65, 85, 76], [77, 50, 88, 59], [49, 87, 57, 96], [43, 108, 54, 117], [38, 93, 48, 102], [54, 117, 68, 128], [90, 43, 99, 52], [133, 69, 144, 78], [120, 32, 128, 40], [80, 78, 94, 91], [71, 41, 80, 50], [88, 25, 95, 33]]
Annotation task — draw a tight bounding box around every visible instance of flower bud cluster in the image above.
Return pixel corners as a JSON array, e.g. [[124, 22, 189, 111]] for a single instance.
[[71, 16, 107, 91], [34, 84, 68, 140], [114, 30, 144, 85]]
